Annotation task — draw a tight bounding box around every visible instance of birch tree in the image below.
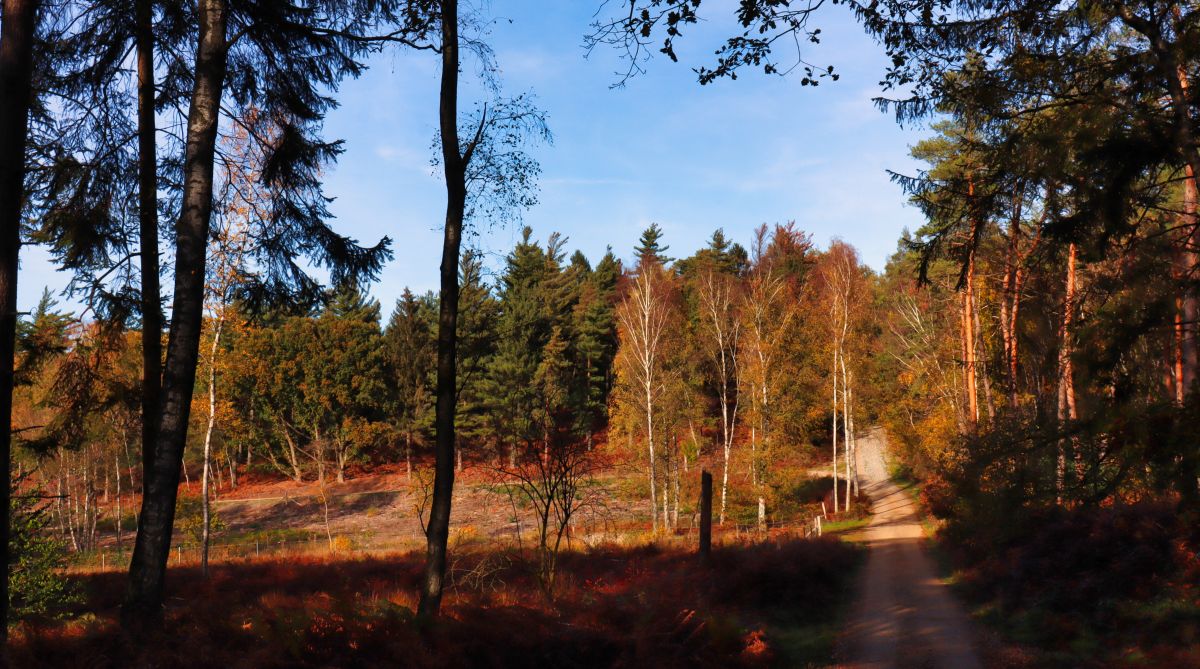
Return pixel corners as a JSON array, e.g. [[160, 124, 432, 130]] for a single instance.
[[614, 256, 674, 533], [696, 269, 740, 525], [739, 224, 798, 529], [197, 117, 260, 577], [818, 242, 864, 510]]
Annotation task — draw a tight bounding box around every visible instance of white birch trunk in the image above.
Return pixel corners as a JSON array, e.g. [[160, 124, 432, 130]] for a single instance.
[[201, 314, 224, 577]]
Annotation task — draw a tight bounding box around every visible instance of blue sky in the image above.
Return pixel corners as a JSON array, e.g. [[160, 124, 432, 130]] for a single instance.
[[21, 2, 928, 316]]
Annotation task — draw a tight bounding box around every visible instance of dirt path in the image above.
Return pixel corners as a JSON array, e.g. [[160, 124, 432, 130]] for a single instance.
[[836, 430, 982, 669]]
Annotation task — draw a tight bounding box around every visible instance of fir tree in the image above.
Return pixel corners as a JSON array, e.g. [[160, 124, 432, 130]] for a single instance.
[[385, 289, 436, 475], [634, 223, 672, 265]]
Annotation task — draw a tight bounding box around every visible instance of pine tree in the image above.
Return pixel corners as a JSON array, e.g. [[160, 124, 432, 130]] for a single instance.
[[488, 228, 555, 453], [125, 2, 396, 627], [675, 228, 748, 277], [385, 289, 436, 477], [634, 223, 672, 265], [455, 251, 499, 464], [573, 249, 620, 445]]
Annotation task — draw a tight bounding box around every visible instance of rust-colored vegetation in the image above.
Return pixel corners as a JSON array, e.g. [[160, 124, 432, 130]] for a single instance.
[[13, 537, 860, 668]]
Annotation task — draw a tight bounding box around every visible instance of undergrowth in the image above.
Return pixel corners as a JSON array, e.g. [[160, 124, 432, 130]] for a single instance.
[[13, 536, 863, 668], [919, 472, 1200, 668]]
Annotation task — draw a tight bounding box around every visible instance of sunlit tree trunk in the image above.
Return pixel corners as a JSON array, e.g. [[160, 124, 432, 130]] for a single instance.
[[115, 454, 123, 551], [672, 452, 680, 528], [1056, 243, 1078, 503], [1180, 164, 1198, 395], [1000, 193, 1022, 408], [974, 293, 996, 421], [831, 347, 839, 512], [200, 315, 225, 577], [698, 271, 739, 526], [962, 254, 979, 426], [848, 369, 859, 496], [841, 352, 852, 510], [961, 178, 981, 428]]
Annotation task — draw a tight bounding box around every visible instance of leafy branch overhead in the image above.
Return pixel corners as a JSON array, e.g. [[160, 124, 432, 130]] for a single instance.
[[587, 0, 838, 85], [432, 94, 553, 229]]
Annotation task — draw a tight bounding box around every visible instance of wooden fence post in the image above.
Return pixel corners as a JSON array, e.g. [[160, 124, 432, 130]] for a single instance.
[[700, 470, 712, 560]]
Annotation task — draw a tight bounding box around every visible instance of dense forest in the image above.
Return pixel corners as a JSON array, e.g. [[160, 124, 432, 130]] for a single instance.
[[0, 0, 1198, 666]]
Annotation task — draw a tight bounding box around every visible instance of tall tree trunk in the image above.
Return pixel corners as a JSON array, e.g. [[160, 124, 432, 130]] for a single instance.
[[200, 315, 224, 578], [701, 274, 738, 527], [0, 0, 40, 643], [1001, 194, 1022, 408], [1056, 243, 1078, 503], [405, 431, 412, 481], [1180, 164, 1198, 395], [672, 453, 680, 528], [115, 454, 123, 551], [973, 292, 996, 421], [645, 376, 657, 533], [1174, 304, 1186, 404], [1153, 30, 1200, 397], [282, 427, 303, 483], [228, 447, 236, 489], [418, 0, 464, 619], [136, 0, 163, 492], [831, 347, 839, 512], [749, 425, 756, 486], [963, 252, 979, 426], [123, 0, 228, 630], [848, 370, 859, 496], [840, 352, 851, 510], [661, 474, 669, 532], [962, 178, 981, 427], [1175, 158, 1198, 507]]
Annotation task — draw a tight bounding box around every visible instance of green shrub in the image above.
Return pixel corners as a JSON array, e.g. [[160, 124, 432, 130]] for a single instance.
[[10, 481, 78, 622], [174, 494, 226, 546]]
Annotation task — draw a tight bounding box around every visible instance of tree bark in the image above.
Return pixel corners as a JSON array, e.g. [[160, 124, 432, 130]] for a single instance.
[[123, 0, 228, 631], [1000, 193, 1021, 408], [1056, 243, 1078, 502], [1136, 12, 1200, 394], [963, 251, 979, 426], [699, 272, 738, 526], [840, 352, 852, 510], [848, 369, 858, 496], [136, 0, 163, 492], [831, 347, 839, 512], [418, 0, 463, 619], [974, 292, 996, 421], [1180, 164, 1198, 395], [0, 0, 40, 644], [115, 454, 123, 551], [200, 315, 224, 577], [646, 370, 657, 533]]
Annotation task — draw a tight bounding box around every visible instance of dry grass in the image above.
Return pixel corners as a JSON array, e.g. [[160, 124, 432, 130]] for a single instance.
[[13, 536, 861, 668]]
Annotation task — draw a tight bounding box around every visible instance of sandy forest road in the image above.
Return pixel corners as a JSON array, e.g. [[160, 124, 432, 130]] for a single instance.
[[836, 430, 982, 669]]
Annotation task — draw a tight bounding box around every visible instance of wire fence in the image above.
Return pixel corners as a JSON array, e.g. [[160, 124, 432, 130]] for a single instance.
[[68, 510, 835, 573], [68, 530, 429, 572]]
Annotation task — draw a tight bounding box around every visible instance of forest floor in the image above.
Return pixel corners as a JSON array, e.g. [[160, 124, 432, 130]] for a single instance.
[[20, 445, 879, 666], [16, 528, 864, 667], [835, 430, 983, 669]]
